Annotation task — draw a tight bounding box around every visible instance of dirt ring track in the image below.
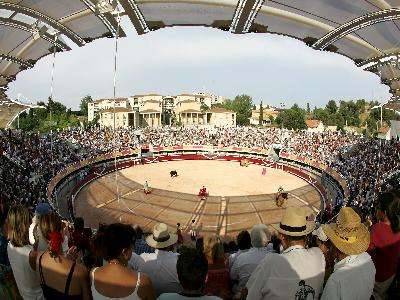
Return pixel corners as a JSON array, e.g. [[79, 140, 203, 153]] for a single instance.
[[74, 156, 323, 237]]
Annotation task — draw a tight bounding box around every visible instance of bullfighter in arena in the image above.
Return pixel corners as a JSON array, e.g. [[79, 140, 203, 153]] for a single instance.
[[198, 186, 208, 200], [143, 180, 151, 194], [275, 186, 288, 207], [189, 219, 196, 241]]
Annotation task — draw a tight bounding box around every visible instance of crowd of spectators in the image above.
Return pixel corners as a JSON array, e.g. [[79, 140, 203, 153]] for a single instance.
[[0, 191, 399, 299], [1, 126, 399, 217], [331, 138, 400, 214], [1, 125, 400, 299], [0, 130, 91, 208]]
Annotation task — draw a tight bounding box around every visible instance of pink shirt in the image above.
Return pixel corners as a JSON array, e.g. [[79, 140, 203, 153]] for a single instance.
[[368, 222, 400, 282]]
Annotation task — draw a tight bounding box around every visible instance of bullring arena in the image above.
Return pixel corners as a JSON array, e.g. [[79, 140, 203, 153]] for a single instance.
[[74, 157, 323, 236]]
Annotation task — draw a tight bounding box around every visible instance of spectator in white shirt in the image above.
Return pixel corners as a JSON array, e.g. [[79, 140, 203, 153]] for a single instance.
[[246, 207, 325, 300], [230, 224, 272, 296], [321, 207, 376, 300], [158, 246, 221, 300], [7, 205, 44, 300], [140, 223, 182, 296], [228, 230, 251, 270]]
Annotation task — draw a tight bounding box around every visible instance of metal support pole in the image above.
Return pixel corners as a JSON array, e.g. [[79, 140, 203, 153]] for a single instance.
[[113, 11, 121, 203]]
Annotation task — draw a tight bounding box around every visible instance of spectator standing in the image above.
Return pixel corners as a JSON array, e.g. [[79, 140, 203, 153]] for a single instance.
[[230, 224, 272, 296], [37, 212, 91, 300], [140, 223, 181, 296], [158, 246, 221, 300], [368, 191, 400, 300], [321, 207, 376, 300], [203, 236, 231, 300], [7, 205, 44, 300], [91, 223, 155, 300], [246, 207, 325, 299]]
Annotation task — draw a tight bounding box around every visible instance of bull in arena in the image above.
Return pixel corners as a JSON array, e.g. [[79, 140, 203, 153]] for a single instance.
[[170, 170, 178, 177]]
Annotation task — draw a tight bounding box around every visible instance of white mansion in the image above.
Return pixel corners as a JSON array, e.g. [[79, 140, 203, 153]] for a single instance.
[[88, 93, 236, 128]]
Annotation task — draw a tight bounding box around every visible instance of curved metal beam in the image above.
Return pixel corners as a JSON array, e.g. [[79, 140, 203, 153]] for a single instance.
[[0, 2, 85, 46], [0, 18, 71, 51], [6, 107, 30, 129], [0, 54, 34, 69], [259, 5, 380, 55], [313, 8, 400, 50], [119, 0, 150, 35], [81, 0, 126, 37], [230, 0, 265, 34]]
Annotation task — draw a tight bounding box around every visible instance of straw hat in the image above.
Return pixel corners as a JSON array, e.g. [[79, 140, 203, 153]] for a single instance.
[[146, 223, 178, 249], [272, 207, 315, 237], [322, 207, 370, 255]]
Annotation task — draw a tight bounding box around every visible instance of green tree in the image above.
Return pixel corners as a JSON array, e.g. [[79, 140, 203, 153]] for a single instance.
[[326, 100, 338, 114], [338, 100, 361, 127], [306, 102, 311, 114], [356, 99, 366, 114], [313, 108, 330, 125], [276, 104, 306, 130], [258, 101, 264, 126], [47, 97, 67, 115], [369, 100, 380, 108], [228, 94, 253, 126], [80, 95, 93, 117], [16, 98, 80, 132]]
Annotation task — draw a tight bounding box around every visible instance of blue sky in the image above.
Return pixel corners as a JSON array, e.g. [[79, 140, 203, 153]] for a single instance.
[[7, 18, 390, 110]]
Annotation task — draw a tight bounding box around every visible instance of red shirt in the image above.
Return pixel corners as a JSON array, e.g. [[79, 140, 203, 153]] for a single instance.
[[368, 222, 400, 282], [205, 267, 231, 299]]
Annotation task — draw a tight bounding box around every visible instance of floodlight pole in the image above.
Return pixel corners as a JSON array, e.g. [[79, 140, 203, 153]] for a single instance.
[[280, 102, 285, 144], [379, 69, 383, 128], [49, 32, 58, 177], [112, 10, 121, 204]]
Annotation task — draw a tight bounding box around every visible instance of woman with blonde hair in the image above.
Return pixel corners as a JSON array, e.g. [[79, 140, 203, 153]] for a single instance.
[[37, 212, 91, 300], [7, 205, 44, 299], [203, 236, 231, 299]]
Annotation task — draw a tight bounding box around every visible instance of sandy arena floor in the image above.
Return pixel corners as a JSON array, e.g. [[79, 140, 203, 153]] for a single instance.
[[74, 160, 322, 237]]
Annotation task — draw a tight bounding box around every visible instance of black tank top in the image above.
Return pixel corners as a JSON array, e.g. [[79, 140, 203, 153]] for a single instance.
[[38, 252, 83, 300]]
